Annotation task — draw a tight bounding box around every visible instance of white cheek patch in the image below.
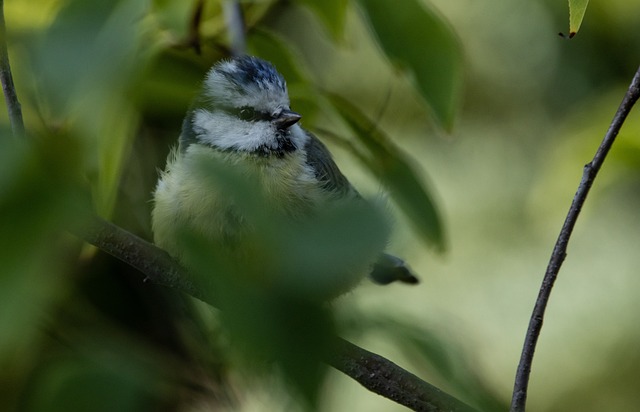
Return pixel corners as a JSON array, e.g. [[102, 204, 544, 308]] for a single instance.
[[192, 109, 275, 151], [289, 124, 310, 149]]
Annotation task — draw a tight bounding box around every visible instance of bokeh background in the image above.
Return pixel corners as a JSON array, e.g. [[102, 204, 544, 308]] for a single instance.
[[2, 0, 640, 411]]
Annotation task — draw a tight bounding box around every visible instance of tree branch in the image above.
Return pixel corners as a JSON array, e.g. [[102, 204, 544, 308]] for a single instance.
[[77, 214, 204, 302], [78, 214, 477, 412], [223, 0, 246, 56], [0, 0, 24, 138], [329, 337, 478, 412], [510, 65, 640, 412]]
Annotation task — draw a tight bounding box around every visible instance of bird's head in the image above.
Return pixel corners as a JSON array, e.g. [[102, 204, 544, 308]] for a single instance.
[[182, 55, 304, 157]]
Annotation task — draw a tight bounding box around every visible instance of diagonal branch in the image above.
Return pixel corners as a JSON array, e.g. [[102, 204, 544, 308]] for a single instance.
[[510, 65, 640, 412], [77, 214, 203, 302], [329, 337, 478, 412], [79, 214, 477, 412]]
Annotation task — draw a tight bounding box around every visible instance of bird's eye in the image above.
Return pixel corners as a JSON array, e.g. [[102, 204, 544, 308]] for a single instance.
[[237, 107, 256, 121]]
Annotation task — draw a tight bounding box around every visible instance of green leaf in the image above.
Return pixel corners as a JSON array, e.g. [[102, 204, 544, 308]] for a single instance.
[[0, 136, 85, 366], [296, 0, 349, 41], [326, 94, 446, 251], [358, 0, 463, 131], [26, 353, 160, 412], [32, 0, 148, 216], [568, 0, 590, 38], [181, 153, 391, 300], [151, 0, 196, 39]]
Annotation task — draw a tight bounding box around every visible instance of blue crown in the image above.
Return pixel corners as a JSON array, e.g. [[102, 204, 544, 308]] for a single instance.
[[219, 55, 286, 94]]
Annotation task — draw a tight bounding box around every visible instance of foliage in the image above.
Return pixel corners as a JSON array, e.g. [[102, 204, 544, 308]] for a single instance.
[[567, 0, 590, 37], [4, 0, 640, 411], [1, 0, 461, 410]]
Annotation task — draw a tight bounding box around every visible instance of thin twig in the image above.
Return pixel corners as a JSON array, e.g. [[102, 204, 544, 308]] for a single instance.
[[510, 65, 640, 412], [0, 0, 24, 138], [186, 0, 205, 54], [223, 0, 246, 56]]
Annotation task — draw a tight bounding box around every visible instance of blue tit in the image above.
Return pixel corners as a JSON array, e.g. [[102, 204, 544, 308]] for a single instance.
[[151, 55, 417, 298]]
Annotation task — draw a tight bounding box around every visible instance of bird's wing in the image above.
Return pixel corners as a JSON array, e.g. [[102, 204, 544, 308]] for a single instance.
[[304, 132, 420, 285], [303, 131, 358, 198]]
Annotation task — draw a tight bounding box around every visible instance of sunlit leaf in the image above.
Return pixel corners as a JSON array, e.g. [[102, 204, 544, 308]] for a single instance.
[[567, 0, 590, 38], [4, 0, 62, 31], [326, 93, 445, 251], [358, 0, 463, 131], [296, 0, 349, 41]]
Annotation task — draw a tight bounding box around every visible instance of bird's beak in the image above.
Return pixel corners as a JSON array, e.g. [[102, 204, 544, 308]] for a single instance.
[[273, 109, 302, 129]]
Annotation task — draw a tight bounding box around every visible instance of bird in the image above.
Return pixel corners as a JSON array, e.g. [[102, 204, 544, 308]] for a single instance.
[[151, 55, 417, 300]]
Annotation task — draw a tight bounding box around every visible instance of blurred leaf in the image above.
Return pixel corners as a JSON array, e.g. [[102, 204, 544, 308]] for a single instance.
[[242, 0, 278, 31], [4, 0, 62, 32], [168, 150, 393, 405], [296, 0, 349, 41], [133, 52, 205, 118], [150, 0, 195, 39], [568, 0, 590, 38], [182, 231, 335, 408], [273, 199, 390, 297], [26, 354, 160, 412], [182, 154, 390, 300], [358, 0, 463, 131], [31, 0, 148, 115], [30, 0, 149, 216], [91, 101, 139, 216], [158, 151, 392, 405], [0, 136, 85, 366], [326, 93, 446, 251]]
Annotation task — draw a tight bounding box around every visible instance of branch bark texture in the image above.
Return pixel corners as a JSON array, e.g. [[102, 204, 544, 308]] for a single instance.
[[0, 0, 24, 138], [510, 65, 640, 412], [80, 214, 477, 412], [329, 337, 478, 412], [78, 214, 203, 302]]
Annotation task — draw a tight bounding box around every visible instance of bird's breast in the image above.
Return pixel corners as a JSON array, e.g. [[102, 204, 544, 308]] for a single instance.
[[152, 144, 328, 260]]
